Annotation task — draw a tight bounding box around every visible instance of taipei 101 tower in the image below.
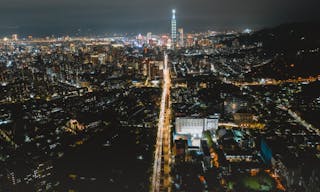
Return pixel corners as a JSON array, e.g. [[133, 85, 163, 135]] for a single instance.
[[171, 9, 177, 47]]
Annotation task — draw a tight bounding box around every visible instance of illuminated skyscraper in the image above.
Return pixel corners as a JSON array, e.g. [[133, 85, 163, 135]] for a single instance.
[[171, 9, 177, 47], [147, 32, 152, 44], [12, 34, 18, 41], [178, 28, 184, 47]]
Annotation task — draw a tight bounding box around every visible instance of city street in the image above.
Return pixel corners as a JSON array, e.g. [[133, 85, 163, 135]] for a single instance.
[[151, 53, 172, 192]]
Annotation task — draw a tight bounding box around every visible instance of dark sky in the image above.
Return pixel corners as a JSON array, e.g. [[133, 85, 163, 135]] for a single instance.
[[0, 0, 320, 37]]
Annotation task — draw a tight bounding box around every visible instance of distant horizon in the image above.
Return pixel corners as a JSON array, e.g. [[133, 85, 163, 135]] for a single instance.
[[1, 0, 320, 38], [1, 20, 319, 39]]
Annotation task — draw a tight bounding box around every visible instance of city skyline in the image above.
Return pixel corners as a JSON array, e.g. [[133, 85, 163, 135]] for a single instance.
[[1, 1, 320, 192], [1, 0, 320, 37]]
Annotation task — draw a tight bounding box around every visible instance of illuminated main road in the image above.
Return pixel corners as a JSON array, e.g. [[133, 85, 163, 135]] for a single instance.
[[278, 105, 320, 135], [151, 53, 172, 192], [226, 75, 320, 87]]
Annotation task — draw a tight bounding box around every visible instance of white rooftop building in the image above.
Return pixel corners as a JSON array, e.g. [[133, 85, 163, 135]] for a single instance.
[[175, 114, 219, 137]]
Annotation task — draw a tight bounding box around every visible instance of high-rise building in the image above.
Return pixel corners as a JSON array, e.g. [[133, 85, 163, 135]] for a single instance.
[[171, 9, 177, 47], [146, 32, 152, 45], [178, 28, 184, 47], [186, 34, 194, 47], [147, 32, 152, 41], [11, 34, 18, 41]]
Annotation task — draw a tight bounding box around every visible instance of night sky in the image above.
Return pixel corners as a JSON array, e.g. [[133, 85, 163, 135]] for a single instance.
[[0, 0, 320, 37]]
